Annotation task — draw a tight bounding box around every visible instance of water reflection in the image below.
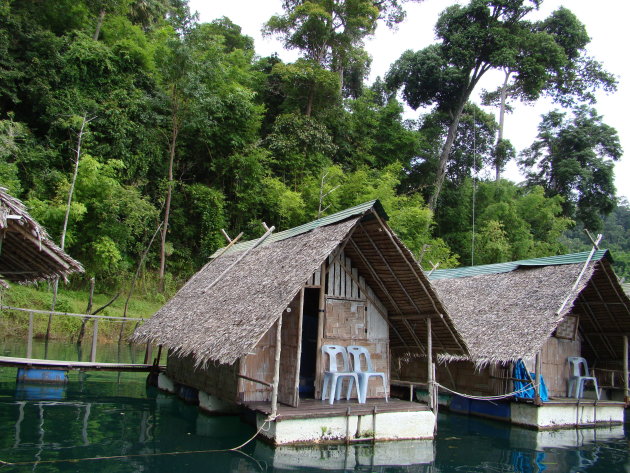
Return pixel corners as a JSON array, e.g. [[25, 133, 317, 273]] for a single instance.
[[0, 341, 628, 472]]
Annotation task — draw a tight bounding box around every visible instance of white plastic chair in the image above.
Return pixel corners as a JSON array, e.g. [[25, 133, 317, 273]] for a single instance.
[[321, 345, 360, 405], [347, 345, 388, 404], [567, 357, 599, 400]]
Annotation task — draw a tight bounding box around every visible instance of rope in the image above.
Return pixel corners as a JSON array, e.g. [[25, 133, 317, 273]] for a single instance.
[[0, 414, 274, 468], [436, 381, 541, 401]]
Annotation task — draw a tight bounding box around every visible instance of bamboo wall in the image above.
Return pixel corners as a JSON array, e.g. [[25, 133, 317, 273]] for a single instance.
[[166, 352, 240, 402], [539, 336, 581, 398], [321, 252, 390, 400], [238, 294, 302, 404]]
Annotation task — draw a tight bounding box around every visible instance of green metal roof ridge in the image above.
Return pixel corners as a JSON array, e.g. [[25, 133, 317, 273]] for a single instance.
[[209, 200, 387, 258], [429, 249, 611, 280]]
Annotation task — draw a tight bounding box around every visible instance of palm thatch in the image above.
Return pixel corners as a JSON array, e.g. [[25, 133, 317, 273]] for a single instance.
[[133, 201, 469, 368], [431, 251, 630, 366], [133, 218, 360, 366], [0, 188, 84, 283], [432, 264, 591, 364]]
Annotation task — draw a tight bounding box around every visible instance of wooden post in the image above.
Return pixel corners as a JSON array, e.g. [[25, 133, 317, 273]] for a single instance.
[[293, 288, 305, 406], [26, 311, 33, 359], [427, 317, 434, 412], [534, 353, 542, 406], [90, 319, 99, 363], [314, 261, 327, 399], [624, 335, 628, 404], [270, 315, 283, 418], [143, 342, 152, 365]]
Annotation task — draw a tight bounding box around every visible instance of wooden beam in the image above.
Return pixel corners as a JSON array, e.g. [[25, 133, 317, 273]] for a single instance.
[[202, 226, 274, 293], [427, 317, 433, 412], [358, 223, 424, 315], [624, 335, 629, 404], [336, 255, 409, 348], [370, 211, 466, 354], [348, 239, 403, 315], [270, 316, 283, 418], [293, 287, 305, 406], [534, 352, 542, 406], [236, 374, 273, 387], [315, 262, 326, 399]]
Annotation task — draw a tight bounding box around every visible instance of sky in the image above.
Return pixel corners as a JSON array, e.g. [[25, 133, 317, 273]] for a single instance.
[[188, 0, 630, 201]]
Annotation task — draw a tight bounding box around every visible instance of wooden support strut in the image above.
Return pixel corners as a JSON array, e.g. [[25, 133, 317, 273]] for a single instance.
[[534, 352, 542, 406], [270, 315, 283, 418], [369, 211, 465, 354], [624, 335, 629, 405], [202, 226, 274, 294], [427, 317, 433, 413]]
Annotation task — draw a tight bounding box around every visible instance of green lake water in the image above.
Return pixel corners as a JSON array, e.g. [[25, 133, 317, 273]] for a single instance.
[[0, 339, 628, 472]]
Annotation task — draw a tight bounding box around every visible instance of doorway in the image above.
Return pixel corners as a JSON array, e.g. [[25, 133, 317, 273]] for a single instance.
[[299, 288, 320, 398]]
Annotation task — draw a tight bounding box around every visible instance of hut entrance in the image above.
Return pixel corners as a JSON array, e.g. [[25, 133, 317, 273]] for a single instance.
[[299, 288, 320, 398]]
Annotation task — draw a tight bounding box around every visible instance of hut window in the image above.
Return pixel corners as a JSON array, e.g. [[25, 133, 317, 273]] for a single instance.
[[554, 314, 579, 341]]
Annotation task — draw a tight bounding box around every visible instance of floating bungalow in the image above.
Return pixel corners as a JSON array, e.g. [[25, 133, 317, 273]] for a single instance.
[[403, 250, 630, 429], [132, 200, 469, 444], [0, 187, 83, 284]]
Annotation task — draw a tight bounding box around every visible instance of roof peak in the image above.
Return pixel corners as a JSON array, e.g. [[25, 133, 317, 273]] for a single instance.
[[210, 200, 387, 258], [430, 249, 611, 280]]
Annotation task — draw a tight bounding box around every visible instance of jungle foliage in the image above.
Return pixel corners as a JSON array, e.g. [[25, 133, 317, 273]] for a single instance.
[[0, 0, 627, 299]]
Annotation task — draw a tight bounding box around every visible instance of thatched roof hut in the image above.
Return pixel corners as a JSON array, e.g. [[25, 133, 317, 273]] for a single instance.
[[0, 188, 83, 284], [429, 250, 630, 366], [133, 200, 468, 369]]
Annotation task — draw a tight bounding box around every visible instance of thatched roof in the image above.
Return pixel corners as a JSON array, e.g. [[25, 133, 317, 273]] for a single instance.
[[0, 188, 84, 283], [430, 251, 630, 365], [133, 201, 469, 367]]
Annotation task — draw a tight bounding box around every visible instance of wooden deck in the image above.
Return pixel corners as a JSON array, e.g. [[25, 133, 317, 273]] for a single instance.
[[0, 356, 164, 372], [243, 397, 429, 421]]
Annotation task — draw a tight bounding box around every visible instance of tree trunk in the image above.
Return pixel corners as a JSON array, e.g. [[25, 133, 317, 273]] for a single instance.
[[428, 99, 468, 211], [494, 70, 511, 181], [305, 86, 315, 117], [93, 9, 106, 41], [159, 93, 179, 293], [46, 114, 90, 345]]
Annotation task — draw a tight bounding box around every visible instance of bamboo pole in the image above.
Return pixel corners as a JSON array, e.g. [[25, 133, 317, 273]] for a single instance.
[[293, 288, 305, 406], [202, 227, 274, 293], [534, 353, 542, 406], [624, 336, 628, 404], [270, 315, 283, 418], [26, 311, 33, 359], [143, 342, 152, 365], [90, 319, 99, 363], [427, 317, 433, 413]]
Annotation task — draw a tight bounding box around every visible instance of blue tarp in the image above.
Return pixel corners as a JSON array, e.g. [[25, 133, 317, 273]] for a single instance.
[[513, 359, 548, 402]]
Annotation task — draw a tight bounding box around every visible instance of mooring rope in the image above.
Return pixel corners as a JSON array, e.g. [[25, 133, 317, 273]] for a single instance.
[[0, 415, 274, 469], [435, 381, 541, 401]]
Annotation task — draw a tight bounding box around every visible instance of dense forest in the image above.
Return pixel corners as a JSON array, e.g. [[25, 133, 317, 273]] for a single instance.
[[1, 0, 628, 297]]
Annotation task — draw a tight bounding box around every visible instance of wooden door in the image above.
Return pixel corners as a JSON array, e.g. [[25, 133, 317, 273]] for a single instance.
[[277, 291, 303, 407]]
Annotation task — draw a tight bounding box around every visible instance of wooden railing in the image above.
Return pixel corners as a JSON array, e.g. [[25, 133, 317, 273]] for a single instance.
[[0, 305, 151, 364]]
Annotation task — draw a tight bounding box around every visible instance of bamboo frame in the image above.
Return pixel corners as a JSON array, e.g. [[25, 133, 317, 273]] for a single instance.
[[271, 313, 283, 417]]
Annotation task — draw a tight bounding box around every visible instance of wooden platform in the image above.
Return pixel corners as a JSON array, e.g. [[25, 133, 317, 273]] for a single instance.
[[243, 397, 429, 421], [0, 356, 164, 372], [242, 398, 436, 444]]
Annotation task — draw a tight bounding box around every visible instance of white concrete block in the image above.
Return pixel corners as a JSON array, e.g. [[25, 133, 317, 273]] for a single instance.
[[157, 373, 176, 393]]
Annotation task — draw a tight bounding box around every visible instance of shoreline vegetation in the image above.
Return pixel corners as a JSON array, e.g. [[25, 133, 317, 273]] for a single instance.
[[0, 281, 166, 343]]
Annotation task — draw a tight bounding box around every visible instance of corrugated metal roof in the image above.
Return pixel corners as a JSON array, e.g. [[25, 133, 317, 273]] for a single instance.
[[429, 249, 611, 280], [210, 200, 387, 258]]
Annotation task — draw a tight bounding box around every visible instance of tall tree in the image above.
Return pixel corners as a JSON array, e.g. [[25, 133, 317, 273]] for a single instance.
[[481, 7, 616, 180], [386, 0, 615, 210], [264, 0, 421, 112], [520, 106, 622, 231]]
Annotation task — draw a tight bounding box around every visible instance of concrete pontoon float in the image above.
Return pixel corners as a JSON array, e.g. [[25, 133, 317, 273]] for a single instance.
[[133, 201, 469, 444], [401, 249, 630, 430]]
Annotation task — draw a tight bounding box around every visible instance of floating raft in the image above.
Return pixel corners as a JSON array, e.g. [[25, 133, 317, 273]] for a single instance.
[[0, 356, 164, 373]]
